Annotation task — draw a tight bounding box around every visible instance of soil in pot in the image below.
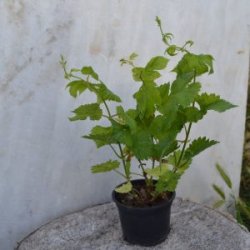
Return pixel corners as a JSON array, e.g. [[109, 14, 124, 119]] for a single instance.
[[112, 179, 175, 246]]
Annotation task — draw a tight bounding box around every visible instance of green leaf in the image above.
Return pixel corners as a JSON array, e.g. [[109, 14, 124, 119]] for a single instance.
[[132, 67, 143, 81], [173, 53, 214, 77], [116, 106, 137, 133], [83, 125, 115, 148], [216, 163, 232, 189], [166, 45, 177, 56], [167, 151, 192, 174], [184, 137, 218, 159], [156, 171, 181, 192], [111, 120, 133, 147], [132, 67, 161, 82], [115, 181, 132, 193], [131, 129, 153, 160], [81, 66, 99, 80], [145, 56, 169, 71], [212, 184, 225, 200], [91, 160, 120, 173], [134, 82, 161, 118], [196, 93, 237, 113], [213, 200, 225, 209], [153, 138, 178, 160], [159, 80, 201, 117], [182, 106, 204, 122], [145, 164, 169, 178], [66, 80, 88, 98], [141, 70, 161, 81], [95, 83, 121, 103], [69, 103, 102, 121], [158, 83, 170, 102]]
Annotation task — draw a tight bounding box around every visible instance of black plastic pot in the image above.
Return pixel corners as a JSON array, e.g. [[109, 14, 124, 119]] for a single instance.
[[112, 179, 176, 246]]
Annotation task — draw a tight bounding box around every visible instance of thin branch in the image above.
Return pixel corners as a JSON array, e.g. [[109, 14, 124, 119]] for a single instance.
[[109, 145, 122, 159]]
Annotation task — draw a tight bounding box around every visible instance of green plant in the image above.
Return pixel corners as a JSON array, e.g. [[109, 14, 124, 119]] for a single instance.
[[60, 17, 236, 205], [213, 163, 250, 230]]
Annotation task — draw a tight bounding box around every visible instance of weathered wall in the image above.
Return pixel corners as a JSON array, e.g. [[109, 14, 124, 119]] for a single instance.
[[0, 0, 249, 249]]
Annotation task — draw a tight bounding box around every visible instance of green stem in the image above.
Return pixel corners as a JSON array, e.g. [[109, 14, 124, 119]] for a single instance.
[[176, 71, 196, 167], [118, 143, 129, 180], [131, 172, 144, 177], [113, 169, 127, 179], [109, 145, 122, 159]]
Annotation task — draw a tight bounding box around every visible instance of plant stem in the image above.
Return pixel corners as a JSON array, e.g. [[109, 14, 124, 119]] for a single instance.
[[118, 143, 129, 179], [131, 172, 144, 177], [176, 71, 196, 167], [109, 145, 122, 159], [113, 169, 127, 179]]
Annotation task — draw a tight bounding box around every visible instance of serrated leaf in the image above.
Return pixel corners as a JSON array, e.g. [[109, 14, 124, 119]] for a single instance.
[[156, 171, 181, 192], [134, 82, 161, 118], [95, 83, 121, 103], [160, 80, 201, 117], [213, 200, 225, 209], [145, 164, 169, 178], [212, 184, 225, 200], [196, 93, 237, 113], [81, 66, 99, 80], [69, 103, 102, 121], [145, 56, 169, 71], [131, 129, 153, 160], [115, 181, 132, 193], [83, 125, 115, 148], [91, 160, 120, 173], [111, 120, 133, 147], [184, 137, 218, 159], [182, 106, 204, 122], [173, 53, 214, 77], [116, 106, 137, 133], [216, 163, 232, 189], [66, 80, 88, 98], [158, 83, 170, 102], [141, 70, 161, 81]]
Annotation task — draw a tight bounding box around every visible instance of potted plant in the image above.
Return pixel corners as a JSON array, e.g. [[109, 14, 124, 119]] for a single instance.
[[60, 17, 236, 246]]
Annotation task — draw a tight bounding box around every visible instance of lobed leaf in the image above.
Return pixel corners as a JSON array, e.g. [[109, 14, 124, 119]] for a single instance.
[[116, 106, 137, 133], [196, 93, 237, 113], [184, 137, 218, 160], [173, 53, 214, 78], [81, 66, 99, 80], [69, 103, 102, 121], [66, 80, 88, 98], [95, 83, 122, 103], [91, 160, 120, 173], [145, 56, 169, 71], [83, 125, 115, 148], [134, 82, 161, 118]]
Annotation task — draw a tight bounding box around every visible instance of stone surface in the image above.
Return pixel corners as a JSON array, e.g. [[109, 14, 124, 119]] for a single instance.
[[17, 198, 250, 250]]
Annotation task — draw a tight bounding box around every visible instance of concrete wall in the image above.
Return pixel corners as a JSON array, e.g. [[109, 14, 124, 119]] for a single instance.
[[0, 0, 249, 249]]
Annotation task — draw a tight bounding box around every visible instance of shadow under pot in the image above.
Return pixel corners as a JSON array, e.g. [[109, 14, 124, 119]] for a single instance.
[[112, 179, 176, 246]]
